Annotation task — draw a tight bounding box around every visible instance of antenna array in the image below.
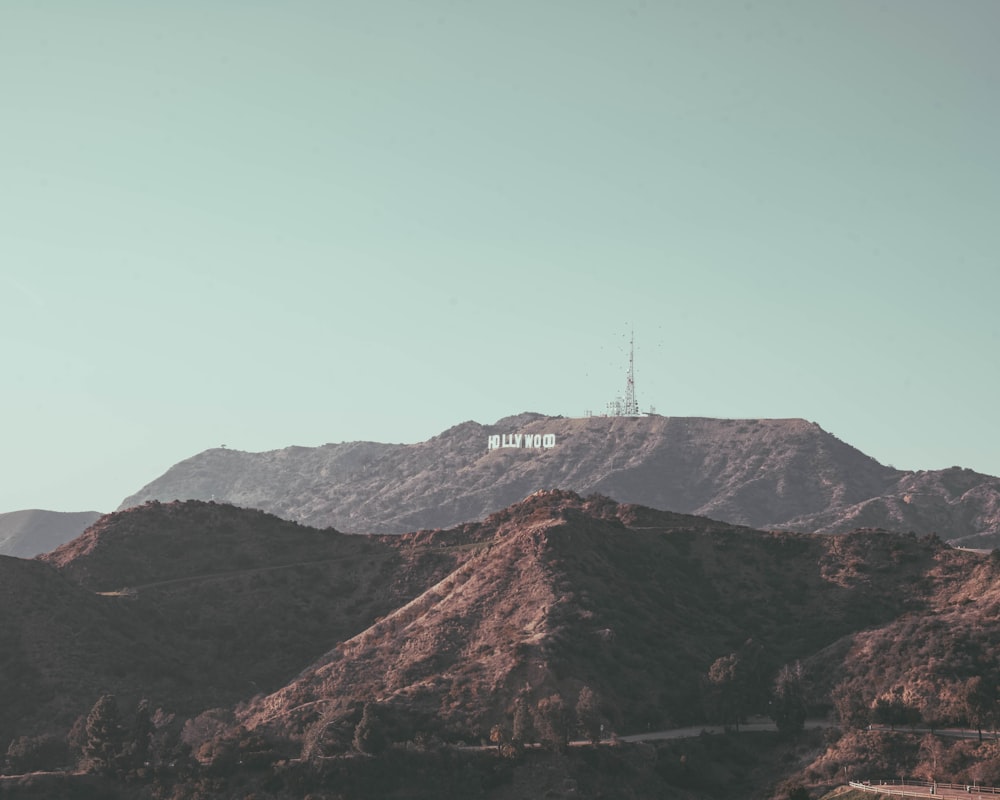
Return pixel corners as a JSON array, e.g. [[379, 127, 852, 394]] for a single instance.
[[623, 330, 639, 416], [605, 329, 643, 417]]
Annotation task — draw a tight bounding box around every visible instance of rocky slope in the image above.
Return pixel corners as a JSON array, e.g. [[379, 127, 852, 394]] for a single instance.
[[240, 490, 975, 747], [6, 493, 1000, 798], [7, 492, 961, 744], [117, 413, 1000, 545], [0, 509, 101, 558]]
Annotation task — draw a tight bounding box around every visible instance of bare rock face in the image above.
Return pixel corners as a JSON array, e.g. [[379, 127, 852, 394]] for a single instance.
[[117, 414, 1000, 544]]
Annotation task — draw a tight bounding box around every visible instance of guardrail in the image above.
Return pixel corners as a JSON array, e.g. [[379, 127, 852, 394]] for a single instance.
[[849, 780, 1000, 797], [850, 781, 930, 798]]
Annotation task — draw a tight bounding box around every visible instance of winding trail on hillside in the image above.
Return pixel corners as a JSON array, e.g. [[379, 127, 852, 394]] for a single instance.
[[95, 540, 491, 594]]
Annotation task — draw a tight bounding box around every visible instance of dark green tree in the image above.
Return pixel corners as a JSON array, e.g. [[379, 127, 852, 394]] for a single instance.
[[81, 694, 124, 776], [512, 697, 534, 748], [707, 653, 746, 731], [963, 676, 996, 742], [831, 679, 870, 730], [770, 662, 807, 736], [353, 702, 386, 754], [873, 686, 919, 731]]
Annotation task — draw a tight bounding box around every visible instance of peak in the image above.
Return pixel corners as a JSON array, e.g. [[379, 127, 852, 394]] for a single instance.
[[41, 500, 349, 590], [490, 411, 554, 429], [500, 488, 590, 517], [429, 419, 487, 440]]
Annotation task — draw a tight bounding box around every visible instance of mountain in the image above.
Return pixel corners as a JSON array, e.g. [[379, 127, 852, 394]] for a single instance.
[[0, 510, 102, 558], [237, 489, 973, 746], [118, 414, 1000, 545], [17, 500, 482, 740], [5, 493, 1000, 798]]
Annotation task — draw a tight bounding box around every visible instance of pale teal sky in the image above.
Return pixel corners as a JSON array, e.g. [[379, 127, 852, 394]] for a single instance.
[[2, 1, 998, 513]]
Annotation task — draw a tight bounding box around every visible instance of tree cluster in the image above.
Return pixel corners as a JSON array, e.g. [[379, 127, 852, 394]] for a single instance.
[[79, 694, 154, 779]]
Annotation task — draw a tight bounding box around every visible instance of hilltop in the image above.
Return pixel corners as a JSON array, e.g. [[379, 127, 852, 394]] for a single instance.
[[25, 501, 480, 738], [118, 414, 1000, 546]]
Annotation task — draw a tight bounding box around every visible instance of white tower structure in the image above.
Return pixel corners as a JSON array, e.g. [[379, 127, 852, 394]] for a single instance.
[[623, 330, 640, 416], [604, 330, 642, 417]]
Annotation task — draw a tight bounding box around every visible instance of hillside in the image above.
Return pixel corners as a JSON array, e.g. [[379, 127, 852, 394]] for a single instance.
[[7, 494, 1000, 798], [240, 490, 974, 748], [24, 501, 482, 739], [0, 555, 191, 746], [785, 466, 1000, 547], [0, 509, 101, 558], [115, 414, 1000, 545]]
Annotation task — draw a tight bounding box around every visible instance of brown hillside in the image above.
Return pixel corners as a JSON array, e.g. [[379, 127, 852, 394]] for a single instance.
[[239, 491, 977, 749], [783, 466, 1000, 545], [116, 414, 1000, 545], [804, 547, 1000, 726], [7, 492, 1000, 797], [13, 502, 480, 743]]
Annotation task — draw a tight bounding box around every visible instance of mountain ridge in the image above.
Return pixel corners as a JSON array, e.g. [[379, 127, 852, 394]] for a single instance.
[[117, 414, 1000, 545]]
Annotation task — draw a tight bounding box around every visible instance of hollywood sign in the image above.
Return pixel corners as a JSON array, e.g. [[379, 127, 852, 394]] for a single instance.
[[487, 433, 557, 450]]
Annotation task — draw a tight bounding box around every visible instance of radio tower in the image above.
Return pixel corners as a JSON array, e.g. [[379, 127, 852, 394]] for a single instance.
[[623, 330, 640, 416]]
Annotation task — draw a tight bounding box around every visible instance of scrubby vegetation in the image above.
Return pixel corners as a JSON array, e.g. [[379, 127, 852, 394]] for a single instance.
[[6, 493, 1000, 797]]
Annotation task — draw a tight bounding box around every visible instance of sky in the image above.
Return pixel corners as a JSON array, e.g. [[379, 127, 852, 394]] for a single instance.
[[2, 1, 998, 513]]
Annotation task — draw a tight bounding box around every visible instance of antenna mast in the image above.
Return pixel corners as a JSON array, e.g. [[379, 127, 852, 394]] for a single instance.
[[623, 329, 639, 416]]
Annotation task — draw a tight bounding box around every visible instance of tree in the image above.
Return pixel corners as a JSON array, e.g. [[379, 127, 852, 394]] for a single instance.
[[81, 694, 124, 776], [125, 699, 154, 774], [707, 653, 746, 731], [536, 694, 571, 752], [4, 735, 67, 775], [920, 688, 945, 733], [512, 697, 534, 748], [576, 686, 602, 744], [917, 732, 945, 783], [872, 696, 896, 728], [770, 662, 807, 736], [353, 702, 386, 754], [963, 676, 996, 742], [831, 680, 870, 730], [873, 687, 918, 730]]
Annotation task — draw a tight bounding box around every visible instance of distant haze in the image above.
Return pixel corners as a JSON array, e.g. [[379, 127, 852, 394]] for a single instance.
[[0, 510, 102, 558]]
